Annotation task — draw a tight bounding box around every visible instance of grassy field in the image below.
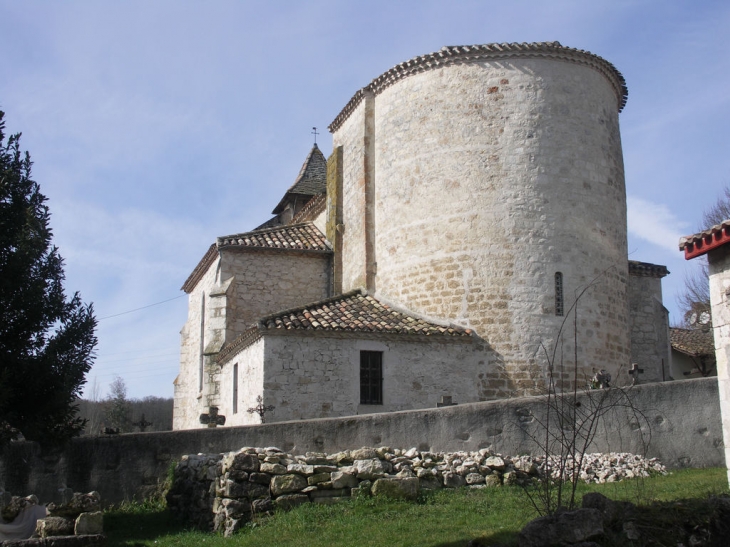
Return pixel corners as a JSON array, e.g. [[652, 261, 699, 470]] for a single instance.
[[104, 468, 729, 547]]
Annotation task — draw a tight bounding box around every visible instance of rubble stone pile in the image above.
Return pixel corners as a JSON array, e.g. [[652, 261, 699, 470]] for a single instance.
[[166, 446, 666, 537], [0, 488, 104, 543]]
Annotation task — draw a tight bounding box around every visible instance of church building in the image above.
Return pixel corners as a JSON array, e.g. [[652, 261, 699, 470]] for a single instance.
[[173, 42, 670, 430]]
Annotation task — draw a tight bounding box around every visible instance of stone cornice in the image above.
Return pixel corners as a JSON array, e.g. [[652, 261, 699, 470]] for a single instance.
[[329, 42, 628, 133]]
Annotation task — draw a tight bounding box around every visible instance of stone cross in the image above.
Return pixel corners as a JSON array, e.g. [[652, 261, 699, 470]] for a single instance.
[[247, 396, 275, 424], [437, 395, 458, 407], [629, 363, 644, 386], [312, 127, 319, 144], [132, 413, 153, 432], [199, 406, 226, 428]]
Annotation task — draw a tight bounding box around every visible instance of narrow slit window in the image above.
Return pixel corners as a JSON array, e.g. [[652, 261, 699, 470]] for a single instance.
[[232, 363, 238, 414], [555, 272, 564, 316], [360, 351, 383, 405]]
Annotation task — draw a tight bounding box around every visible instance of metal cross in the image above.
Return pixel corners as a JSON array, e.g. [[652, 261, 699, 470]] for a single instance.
[[629, 363, 644, 386], [132, 413, 153, 432], [199, 406, 226, 428], [247, 395, 275, 424], [312, 127, 319, 144]]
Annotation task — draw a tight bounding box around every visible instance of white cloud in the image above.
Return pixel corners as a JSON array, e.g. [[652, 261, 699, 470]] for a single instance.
[[627, 195, 690, 254]]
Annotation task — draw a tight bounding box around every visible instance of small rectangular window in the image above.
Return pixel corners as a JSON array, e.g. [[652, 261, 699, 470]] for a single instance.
[[360, 351, 383, 405], [232, 363, 238, 414]]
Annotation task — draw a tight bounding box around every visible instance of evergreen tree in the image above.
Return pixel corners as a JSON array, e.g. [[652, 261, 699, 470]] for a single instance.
[[0, 110, 97, 446], [104, 376, 131, 433]]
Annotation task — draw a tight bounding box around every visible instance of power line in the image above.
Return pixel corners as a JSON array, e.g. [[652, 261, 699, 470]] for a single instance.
[[98, 295, 185, 320]]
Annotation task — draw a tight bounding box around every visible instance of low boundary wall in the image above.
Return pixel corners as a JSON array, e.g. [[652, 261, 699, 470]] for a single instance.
[[0, 378, 723, 505]]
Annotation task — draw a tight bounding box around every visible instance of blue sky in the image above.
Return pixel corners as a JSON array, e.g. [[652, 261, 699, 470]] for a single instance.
[[1, 0, 728, 399]]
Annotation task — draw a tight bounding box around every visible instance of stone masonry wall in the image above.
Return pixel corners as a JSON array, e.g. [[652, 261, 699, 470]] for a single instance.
[[0, 378, 721, 506], [215, 333, 488, 425], [174, 249, 331, 430], [333, 57, 630, 399], [628, 274, 670, 383], [332, 93, 371, 292]]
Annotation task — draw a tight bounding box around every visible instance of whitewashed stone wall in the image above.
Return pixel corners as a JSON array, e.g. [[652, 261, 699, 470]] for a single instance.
[[707, 244, 730, 484], [217, 338, 265, 426], [628, 275, 670, 383], [174, 257, 220, 430], [333, 56, 630, 397], [218, 333, 489, 425], [174, 249, 331, 430]]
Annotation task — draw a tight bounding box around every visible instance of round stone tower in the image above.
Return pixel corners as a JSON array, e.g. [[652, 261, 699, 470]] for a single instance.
[[329, 42, 630, 397]]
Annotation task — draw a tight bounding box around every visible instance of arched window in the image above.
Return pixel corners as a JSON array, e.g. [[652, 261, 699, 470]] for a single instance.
[[555, 272, 564, 316]]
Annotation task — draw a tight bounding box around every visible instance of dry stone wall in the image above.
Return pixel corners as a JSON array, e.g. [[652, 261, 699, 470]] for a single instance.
[[167, 445, 666, 537]]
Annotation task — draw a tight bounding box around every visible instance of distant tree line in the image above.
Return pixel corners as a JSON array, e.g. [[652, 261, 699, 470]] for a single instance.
[[76, 376, 173, 435]]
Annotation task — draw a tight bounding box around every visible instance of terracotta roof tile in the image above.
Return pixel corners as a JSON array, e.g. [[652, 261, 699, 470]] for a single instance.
[[628, 260, 669, 278], [181, 244, 217, 293], [330, 42, 627, 133], [259, 289, 472, 337], [670, 327, 715, 357], [217, 222, 331, 252], [291, 194, 327, 224], [679, 220, 730, 259]]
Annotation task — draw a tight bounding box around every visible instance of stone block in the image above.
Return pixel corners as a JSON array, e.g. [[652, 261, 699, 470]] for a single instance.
[[330, 471, 358, 489], [307, 473, 331, 485], [36, 516, 74, 538], [353, 459, 386, 480], [443, 472, 466, 488], [371, 478, 419, 500], [74, 512, 103, 535], [271, 474, 308, 497], [274, 494, 309, 511]]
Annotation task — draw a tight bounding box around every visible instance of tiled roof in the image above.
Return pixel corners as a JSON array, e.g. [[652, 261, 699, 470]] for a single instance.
[[260, 290, 472, 336], [670, 327, 715, 357], [628, 260, 669, 278], [182, 223, 330, 293], [217, 290, 473, 364], [217, 222, 330, 252], [181, 244, 217, 293], [291, 194, 327, 224], [329, 42, 627, 133], [679, 220, 730, 260], [272, 144, 327, 214]]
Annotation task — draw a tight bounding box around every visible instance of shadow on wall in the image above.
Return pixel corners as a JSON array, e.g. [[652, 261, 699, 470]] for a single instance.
[[0, 377, 722, 506]]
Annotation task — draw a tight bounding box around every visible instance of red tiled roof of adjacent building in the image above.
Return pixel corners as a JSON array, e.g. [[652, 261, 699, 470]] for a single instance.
[[679, 220, 730, 260], [670, 327, 715, 357]]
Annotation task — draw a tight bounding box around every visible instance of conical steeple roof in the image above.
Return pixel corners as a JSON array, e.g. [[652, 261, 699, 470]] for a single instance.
[[272, 143, 327, 214]]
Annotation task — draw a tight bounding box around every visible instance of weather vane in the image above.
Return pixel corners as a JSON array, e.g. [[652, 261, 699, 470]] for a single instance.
[[312, 126, 319, 144]]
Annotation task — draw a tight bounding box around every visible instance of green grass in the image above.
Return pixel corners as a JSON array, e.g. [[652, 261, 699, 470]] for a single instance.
[[104, 468, 729, 547]]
